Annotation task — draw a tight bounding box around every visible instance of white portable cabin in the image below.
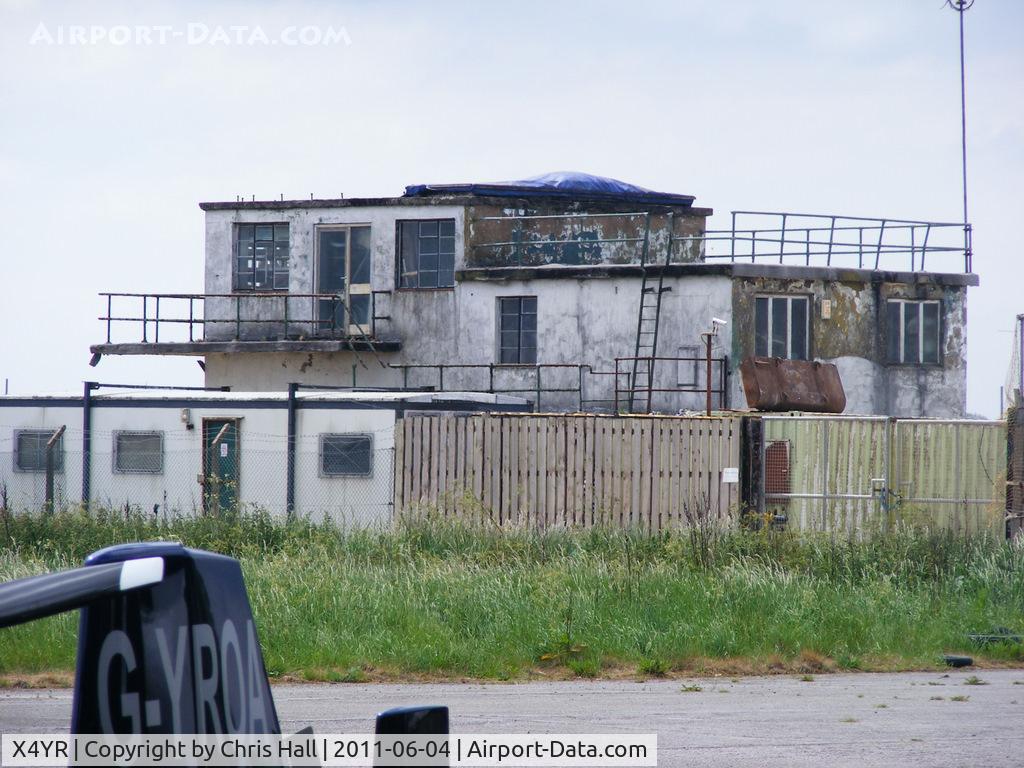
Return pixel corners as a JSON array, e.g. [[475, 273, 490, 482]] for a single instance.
[[0, 388, 530, 526]]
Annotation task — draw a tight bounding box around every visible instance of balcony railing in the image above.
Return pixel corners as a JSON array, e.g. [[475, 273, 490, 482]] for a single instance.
[[469, 210, 972, 273], [98, 291, 393, 345]]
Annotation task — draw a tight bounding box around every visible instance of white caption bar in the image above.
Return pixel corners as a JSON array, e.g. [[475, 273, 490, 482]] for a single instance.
[[2, 733, 657, 767]]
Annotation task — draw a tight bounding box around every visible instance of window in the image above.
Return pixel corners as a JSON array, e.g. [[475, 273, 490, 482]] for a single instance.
[[887, 300, 940, 364], [677, 345, 700, 388], [498, 296, 537, 364], [235, 223, 289, 291], [114, 431, 163, 474], [320, 434, 373, 476], [14, 430, 63, 472], [398, 219, 455, 288], [754, 295, 809, 360]]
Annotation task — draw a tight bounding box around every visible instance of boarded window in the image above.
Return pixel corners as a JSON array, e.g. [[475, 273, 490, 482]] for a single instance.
[[754, 296, 809, 360], [398, 219, 456, 288], [886, 300, 941, 365], [498, 296, 538, 365], [235, 223, 289, 291], [15, 430, 63, 472], [677, 345, 700, 387], [114, 431, 164, 474], [320, 434, 373, 476]]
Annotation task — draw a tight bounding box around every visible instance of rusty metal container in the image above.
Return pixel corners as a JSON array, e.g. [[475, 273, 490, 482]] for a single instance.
[[740, 357, 846, 413]]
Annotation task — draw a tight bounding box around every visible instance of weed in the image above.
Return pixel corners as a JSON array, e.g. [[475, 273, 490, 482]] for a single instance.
[[930, 696, 945, 701], [964, 676, 987, 686], [681, 684, 703, 693], [638, 658, 668, 678], [800, 675, 815, 682], [950, 695, 970, 702]]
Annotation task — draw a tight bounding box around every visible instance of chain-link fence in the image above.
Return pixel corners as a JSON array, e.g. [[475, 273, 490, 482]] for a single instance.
[[0, 422, 395, 528]]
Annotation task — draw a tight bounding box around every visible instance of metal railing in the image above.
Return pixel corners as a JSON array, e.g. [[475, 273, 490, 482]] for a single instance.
[[469, 209, 971, 273], [613, 356, 729, 413], [98, 291, 393, 344], [704, 211, 970, 272]]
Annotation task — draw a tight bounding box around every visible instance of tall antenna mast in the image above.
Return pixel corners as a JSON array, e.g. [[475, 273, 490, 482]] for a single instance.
[[946, 0, 974, 272]]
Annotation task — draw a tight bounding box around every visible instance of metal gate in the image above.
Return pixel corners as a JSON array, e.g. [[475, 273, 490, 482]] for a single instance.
[[761, 415, 1004, 535]]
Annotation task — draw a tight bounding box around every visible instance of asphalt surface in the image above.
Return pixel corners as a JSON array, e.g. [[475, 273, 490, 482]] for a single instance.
[[1, 670, 1022, 767]]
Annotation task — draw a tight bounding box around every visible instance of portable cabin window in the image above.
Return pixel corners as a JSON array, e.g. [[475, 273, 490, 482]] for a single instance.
[[113, 431, 164, 474], [397, 219, 456, 288], [14, 430, 63, 472], [235, 223, 289, 291], [498, 296, 537, 365], [886, 300, 940, 365], [754, 295, 809, 360], [320, 434, 373, 477]]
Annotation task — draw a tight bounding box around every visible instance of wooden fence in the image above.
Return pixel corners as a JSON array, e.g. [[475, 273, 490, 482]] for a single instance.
[[394, 413, 743, 529]]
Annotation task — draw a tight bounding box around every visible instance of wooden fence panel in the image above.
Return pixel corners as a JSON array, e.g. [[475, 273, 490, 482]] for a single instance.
[[394, 414, 743, 527]]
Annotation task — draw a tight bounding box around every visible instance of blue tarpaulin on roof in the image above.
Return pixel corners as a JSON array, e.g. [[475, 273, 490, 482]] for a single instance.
[[403, 171, 694, 206]]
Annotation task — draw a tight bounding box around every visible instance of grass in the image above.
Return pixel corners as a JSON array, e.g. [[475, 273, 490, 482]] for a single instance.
[[0, 507, 1023, 682]]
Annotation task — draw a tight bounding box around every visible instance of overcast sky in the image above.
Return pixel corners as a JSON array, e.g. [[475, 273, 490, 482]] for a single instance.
[[1, 0, 1021, 416]]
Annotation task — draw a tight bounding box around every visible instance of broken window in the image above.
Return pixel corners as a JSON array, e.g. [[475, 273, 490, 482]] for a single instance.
[[14, 430, 63, 472], [320, 434, 373, 476], [397, 219, 456, 288], [235, 223, 289, 291], [498, 296, 538, 365], [886, 300, 940, 365], [754, 296, 809, 360], [113, 431, 163, 474]]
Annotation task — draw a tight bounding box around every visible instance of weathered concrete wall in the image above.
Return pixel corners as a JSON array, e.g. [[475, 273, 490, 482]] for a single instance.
[[204, 274, 734, 412], [465, 202, 707, 268], [729, 271, 969, 417], [203, 203, 466, 341]]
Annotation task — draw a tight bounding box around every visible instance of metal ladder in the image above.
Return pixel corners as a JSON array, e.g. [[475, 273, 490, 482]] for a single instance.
[[627, 212, 674, 412]]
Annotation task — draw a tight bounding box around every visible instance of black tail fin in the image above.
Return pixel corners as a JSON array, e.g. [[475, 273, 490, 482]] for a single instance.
[[0, 541, 280, 735]]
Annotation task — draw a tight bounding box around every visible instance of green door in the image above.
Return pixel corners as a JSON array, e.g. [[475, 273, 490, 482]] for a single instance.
[[203, 419, 239, 514]]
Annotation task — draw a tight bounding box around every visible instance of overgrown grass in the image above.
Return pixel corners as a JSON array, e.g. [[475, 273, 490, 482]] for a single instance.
[[0, 507, 1022, 682]]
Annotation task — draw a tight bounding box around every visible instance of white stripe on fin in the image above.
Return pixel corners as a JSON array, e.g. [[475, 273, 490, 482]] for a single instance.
[[119, 557, 165, 591]]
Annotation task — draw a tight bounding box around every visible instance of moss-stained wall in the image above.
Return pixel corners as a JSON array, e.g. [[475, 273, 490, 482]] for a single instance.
[[730, 272, 969, 417], [465, 201, 708, 268]]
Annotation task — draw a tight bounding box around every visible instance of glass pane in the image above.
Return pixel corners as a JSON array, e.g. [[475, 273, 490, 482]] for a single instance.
[[886, 301, 901, 363], [419, 251, 438, 272], [501, 313, 519, 331], [904, 303, 920, 364], [500, 297, 521, 316], [771, 298, 788, 358], [236, 224, 254, 242], [274, 224, 289, 241], [438, 219, 455, 237], [438, 251, 455, 287], [399, 222, 419, 287], [18, 432, 61, 471], [791, 298, 808, 360], [255, 225, 274, 241], [500, 347, 519, 364], [439, 236, 455, 254], [419, 270, 438, 288], [418, 236, 438, 256], [520, 312, 536, 331], [322, 435, 372, 475], [522, 296, 537, 313], [349, 294, 370, 326], [116, 433, 162, 473], [272, 270, 289, 290], [439, 268, 455, 288], [350, 226, 371, 284], [922, 302, 939, 364], [755, 297, 769, 356], [500, 330, 520, 351], [521, 329, 537, 350], [318, 230, 347, 293], [519, 345, 537, 365], [419, 220, 439, 237]]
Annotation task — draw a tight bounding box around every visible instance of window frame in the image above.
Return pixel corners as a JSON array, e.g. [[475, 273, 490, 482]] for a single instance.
[[886, 299, 942, 366], [13, 429, 63, 473], [677, 344, 700, 388], [233, 222, 290, 293], [112, 430, 165, 475], [497, 296, 538, 366], [754, 294, 810, 360], [319, 433, 374, 478], [396, 218, 457, 290]]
